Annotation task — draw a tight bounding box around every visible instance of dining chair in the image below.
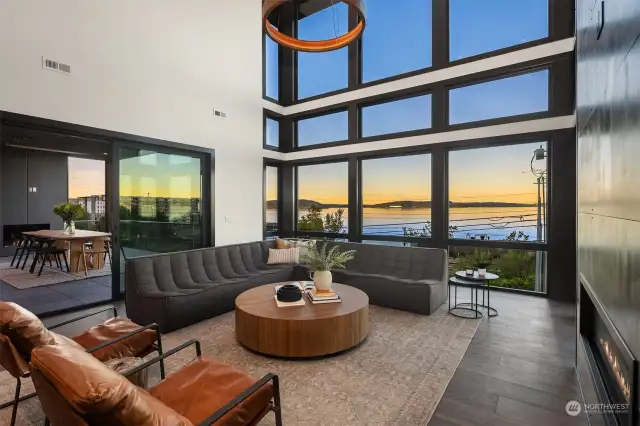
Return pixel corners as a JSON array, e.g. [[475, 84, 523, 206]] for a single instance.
[[79, 236, 110, 276], [29, 239, 70, 277]]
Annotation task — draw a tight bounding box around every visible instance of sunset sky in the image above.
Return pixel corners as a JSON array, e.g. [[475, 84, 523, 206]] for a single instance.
[[68, 157, 105, 198], [291, 142, 546, 205], [68, 153, 201, 200]]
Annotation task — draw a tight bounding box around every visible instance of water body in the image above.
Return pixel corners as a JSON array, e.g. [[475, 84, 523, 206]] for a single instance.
[[267, 206, 546, 241]]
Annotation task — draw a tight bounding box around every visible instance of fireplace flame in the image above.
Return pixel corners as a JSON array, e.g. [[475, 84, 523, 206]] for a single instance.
[[600, 338, 631, 402]]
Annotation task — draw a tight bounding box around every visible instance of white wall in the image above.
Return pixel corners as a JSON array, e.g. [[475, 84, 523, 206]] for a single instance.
[[0, 0, 267, 245]]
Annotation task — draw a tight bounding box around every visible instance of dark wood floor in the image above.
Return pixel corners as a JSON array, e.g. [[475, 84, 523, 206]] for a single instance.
[[38, 291, 587, 426], [429, 290, 586, 426]]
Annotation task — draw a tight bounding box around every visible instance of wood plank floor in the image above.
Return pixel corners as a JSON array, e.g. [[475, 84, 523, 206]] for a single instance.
[[429, 290, 587, 426], [38, 291, 587, 426]]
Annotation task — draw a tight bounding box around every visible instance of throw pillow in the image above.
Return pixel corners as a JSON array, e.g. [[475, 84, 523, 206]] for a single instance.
[[275, 238, 290, 249], [267, 247, 299, 265]]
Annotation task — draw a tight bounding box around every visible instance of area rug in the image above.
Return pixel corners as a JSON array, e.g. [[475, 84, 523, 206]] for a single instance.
[[0, 257, 111, 289], [0, 305, 480, 426]]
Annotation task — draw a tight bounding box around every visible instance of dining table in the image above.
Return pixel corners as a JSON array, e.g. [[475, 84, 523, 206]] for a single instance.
[[21, 230, 112, 274]]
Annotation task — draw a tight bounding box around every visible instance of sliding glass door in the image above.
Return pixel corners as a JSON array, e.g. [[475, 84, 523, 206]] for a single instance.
[[114, 146, 206, 293]]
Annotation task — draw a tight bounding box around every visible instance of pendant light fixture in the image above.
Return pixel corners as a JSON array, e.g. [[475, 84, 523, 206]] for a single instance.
[[263, 0, 366, 53]]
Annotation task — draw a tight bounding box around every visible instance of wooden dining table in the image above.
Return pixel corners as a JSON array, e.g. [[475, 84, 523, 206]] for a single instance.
[[22, 230, 112, 274]]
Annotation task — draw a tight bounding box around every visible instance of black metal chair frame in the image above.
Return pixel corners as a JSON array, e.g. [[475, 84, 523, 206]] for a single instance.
[[120, 340, 283, 426], [0, 306, 165, 426], [28, 238, 70, 276]]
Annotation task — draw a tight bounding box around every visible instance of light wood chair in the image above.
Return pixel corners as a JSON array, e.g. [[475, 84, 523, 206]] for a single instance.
[[80, 236, 110, 276]]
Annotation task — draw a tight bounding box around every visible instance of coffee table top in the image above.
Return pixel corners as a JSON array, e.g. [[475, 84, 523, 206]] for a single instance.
[[235, 282, 368, 321]]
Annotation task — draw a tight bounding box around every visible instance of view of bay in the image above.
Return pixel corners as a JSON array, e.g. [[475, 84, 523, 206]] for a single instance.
[[267, 205, 544, 241]]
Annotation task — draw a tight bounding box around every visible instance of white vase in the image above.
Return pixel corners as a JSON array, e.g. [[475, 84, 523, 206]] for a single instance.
[[478, 268, 487, 277], [312, 270, 332, 291]]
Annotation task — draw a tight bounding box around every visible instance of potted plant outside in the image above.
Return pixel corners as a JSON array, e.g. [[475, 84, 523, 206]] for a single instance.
[[302, 241, 356, 292], [53, 203, 85, 234], [474, 250, 492, 277]]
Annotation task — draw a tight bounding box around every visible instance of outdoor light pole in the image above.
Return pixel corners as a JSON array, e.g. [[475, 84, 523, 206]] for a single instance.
[[532, 145, 547, 293]]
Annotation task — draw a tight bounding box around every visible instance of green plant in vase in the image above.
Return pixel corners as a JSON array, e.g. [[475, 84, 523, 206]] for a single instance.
[[302, 241, 356, 292], [53, 203, 86, 234]]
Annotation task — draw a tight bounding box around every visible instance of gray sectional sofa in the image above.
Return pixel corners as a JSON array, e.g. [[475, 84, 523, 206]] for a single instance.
[[125, 240, 448, 332]]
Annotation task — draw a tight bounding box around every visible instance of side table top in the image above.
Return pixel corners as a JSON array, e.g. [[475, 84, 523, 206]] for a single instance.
[[235, 282, 368, 321], [455, 270, 499, 281]]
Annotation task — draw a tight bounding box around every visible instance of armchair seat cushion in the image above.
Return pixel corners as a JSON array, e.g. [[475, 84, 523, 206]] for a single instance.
[[150, 356, 274, 426], [71, 317, 157, 362]]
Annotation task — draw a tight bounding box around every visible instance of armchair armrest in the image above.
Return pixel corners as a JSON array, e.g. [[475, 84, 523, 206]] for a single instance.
[[198, 373, 281, 426], [121, 339, 201, 378], [47, 306, 118, 330]]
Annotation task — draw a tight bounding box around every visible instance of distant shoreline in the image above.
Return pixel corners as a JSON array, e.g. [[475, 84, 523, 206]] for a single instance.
[[267, 199, 537, 209]]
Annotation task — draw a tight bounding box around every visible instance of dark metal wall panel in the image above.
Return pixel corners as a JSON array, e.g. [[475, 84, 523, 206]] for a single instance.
[[1, 147, 28, 226], [577, 0, 640, 360], [26, 150, 67, 228], [547, 129, 577, 302]]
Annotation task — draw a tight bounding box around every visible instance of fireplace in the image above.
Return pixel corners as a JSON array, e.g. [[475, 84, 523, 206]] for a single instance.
[[580, 283, 639, 425], [2, 224, 50, 247]]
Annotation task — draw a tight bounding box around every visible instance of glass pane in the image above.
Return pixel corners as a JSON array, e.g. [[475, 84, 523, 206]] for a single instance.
[[266, 118, 279, 148], [119, 149, 203, 261], [265, 166, 279, 233], [449, 0, 548, 61], [265, 35, 279, 100], [297, 3, 348, 99], [68, 157, 107, 232], [448, 142, 548, 242], [362, 95, 432, 137], [297, 162, 348, 233], [449, 70, 549, 125], [449, 246, 547, 292], [362, 154, 431, 239], [362, 0, 432, 82], [297, 111, 348, 147]]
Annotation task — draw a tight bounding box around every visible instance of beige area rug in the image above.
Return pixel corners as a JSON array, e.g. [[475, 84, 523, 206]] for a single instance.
[[0, 305, 480, 426], [0, 258, 111, 289]]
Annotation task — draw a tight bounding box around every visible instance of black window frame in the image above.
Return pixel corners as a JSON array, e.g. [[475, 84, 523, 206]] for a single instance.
[[295, 108, 350, 149], [263, 159, 284, 239], [262, 0, 573, 106], [263, 111, 282, 151]]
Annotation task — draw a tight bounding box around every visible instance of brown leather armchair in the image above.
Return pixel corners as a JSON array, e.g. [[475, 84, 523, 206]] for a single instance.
[[31, 340, 282, 426], [0, 302, 164, 426]]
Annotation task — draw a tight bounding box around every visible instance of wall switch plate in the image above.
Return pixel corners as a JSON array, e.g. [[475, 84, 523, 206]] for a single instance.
[[225, 215, 232, 222]]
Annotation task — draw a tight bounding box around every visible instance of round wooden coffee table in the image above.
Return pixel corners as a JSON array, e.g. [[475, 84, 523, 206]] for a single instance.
[[235, 282, 369, 358]]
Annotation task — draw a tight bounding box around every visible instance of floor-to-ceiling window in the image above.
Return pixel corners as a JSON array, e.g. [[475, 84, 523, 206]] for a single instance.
[[296, 162, 349, 236], [361, 153, 432, 245], [297, 2, 349, 99], [362, 0, 432, 83], [265, 164, 280, 238], [263, 0, 573, 296], [447, 142, 548, 292]]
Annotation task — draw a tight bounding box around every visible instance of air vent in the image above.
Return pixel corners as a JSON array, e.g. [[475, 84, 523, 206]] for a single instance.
[[42, 56, 71, 75]]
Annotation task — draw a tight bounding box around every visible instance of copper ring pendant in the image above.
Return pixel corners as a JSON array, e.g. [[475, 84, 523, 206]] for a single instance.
[[263, 0, 366, 52]]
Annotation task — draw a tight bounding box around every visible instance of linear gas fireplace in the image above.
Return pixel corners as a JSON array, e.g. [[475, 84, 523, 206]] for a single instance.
[[2, 224, 50, 248], [580, 282, 639, 426]]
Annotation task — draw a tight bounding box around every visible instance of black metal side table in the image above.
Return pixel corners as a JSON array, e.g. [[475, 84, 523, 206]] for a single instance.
[[452, 270, 499, 318], [448, 276, 486, 319]]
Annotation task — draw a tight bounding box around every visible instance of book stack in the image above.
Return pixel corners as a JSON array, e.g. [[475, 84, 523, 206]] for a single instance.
[[307, 288, 342, 304]]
